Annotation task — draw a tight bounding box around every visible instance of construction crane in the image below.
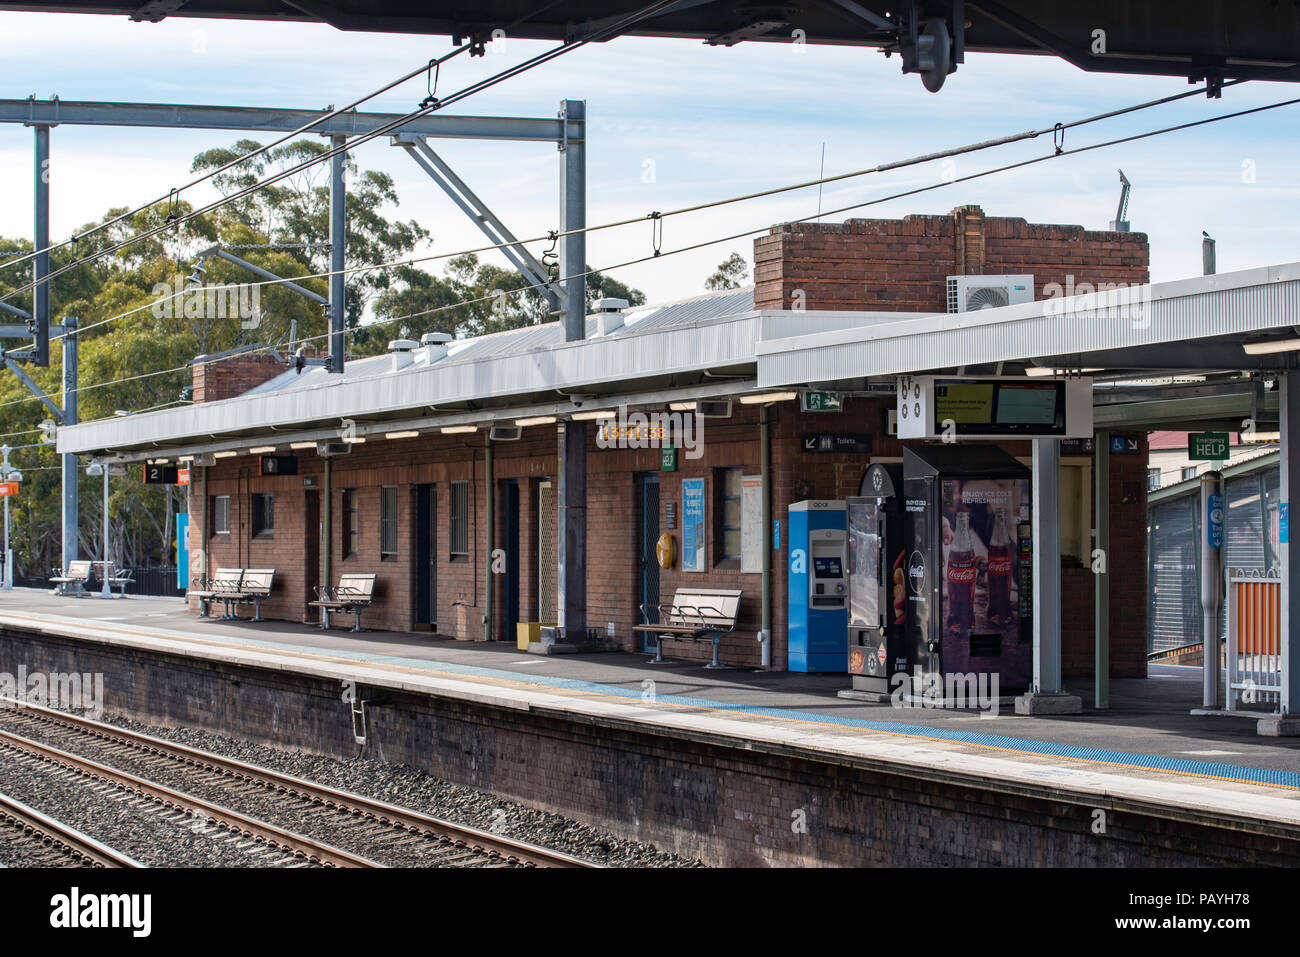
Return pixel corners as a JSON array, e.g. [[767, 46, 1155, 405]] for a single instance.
[[1111, 170, 1132, 232]]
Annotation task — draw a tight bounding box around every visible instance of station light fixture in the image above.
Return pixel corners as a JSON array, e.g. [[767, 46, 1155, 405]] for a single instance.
[[738, 391, 798, 404], [668, 401, 697, 411], [249, 445, 276, 454], [213, 451, 238, 459], [1025, 366, 1102, 377], [343, 436, 366, 444], [1242, 430, 1281, 444], [1243, 337, 1300, 356], [384, 430, 421, 440], [441, 425, 478, 434], [571, 409, 617, 421], [177, 455, 194, 463], [515, 415, 558, 427]]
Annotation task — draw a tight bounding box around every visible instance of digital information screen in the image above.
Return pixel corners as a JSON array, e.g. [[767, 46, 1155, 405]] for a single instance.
[[934, 380, 1064, 436]]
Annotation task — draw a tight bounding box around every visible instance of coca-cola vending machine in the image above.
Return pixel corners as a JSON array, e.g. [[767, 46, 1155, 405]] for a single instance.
[[903, 445, 1032, 693]]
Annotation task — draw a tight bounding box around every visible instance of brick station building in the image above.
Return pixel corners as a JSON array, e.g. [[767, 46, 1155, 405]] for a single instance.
[[67, 205, 1152, 677]]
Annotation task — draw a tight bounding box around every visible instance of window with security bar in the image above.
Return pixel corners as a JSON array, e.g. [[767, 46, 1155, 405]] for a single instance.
[[450, 481, 470, 558], [380, 486, 398, 556]]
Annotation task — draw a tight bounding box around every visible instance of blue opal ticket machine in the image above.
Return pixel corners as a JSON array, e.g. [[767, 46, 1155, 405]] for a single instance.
[[788, 500, 849, 672]]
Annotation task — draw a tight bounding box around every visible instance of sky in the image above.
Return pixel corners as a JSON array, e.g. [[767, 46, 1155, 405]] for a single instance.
[[0, 10, 1297, 309]]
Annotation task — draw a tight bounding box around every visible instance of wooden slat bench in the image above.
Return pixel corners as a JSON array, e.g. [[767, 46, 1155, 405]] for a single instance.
[[633, 587, 743, 669], [50, 560, 92, 596], [308, 573, 377, 632], [227, 568, 275, 621], [191, 568, 245, 618]]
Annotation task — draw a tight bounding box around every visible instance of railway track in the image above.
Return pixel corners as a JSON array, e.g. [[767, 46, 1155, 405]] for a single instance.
[[0, 700, 596, 868], [0, 788, 142, 868]]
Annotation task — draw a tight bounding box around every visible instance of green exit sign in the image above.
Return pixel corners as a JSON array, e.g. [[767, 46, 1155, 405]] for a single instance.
[[660, 446, 678, 472], [1189, 432, 1229, 460], [801, 391, 842, 413]]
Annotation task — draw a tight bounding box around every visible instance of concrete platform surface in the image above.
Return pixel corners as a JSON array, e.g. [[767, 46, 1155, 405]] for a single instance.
[[3, 588, 1300, 832]]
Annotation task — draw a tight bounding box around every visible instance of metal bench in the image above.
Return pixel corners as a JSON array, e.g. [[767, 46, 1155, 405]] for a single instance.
[[104, 564, 135, 597], [191, 567, 245, 618], [50, 560, 93, 596], [309, 573, 377, 632], [227, 568, 275, 621], [633, 587, 743, 669]]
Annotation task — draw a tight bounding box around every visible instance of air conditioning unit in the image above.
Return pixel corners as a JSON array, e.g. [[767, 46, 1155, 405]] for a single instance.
[[316, 441, 351, 457], [946, 274, 1034, 313], [489, 425, 522, 442], [696, 399, 733, 418]]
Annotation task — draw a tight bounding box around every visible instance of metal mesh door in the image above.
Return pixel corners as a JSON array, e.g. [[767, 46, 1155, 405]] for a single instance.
[[537, 480, 557, 621]]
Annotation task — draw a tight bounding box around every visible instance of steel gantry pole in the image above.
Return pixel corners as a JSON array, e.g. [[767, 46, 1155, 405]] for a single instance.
[[1, 445, 11, 590], [557, 99, 587, 644], [328, 134, 347, 374], [33, 122, 51, 367], [61, 317, 78, 574]]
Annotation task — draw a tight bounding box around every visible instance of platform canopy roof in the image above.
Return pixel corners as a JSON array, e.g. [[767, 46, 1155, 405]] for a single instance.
[[3, 1, 1298, 85], [58, 261, 1300, 462]]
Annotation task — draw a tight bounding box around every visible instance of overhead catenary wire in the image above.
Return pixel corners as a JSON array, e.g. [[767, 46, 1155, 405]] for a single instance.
[[12, 91, 1297, 423], [0, 0, 682, 306], [0, 0, 571, 277], [51, 75, 1284, 346]]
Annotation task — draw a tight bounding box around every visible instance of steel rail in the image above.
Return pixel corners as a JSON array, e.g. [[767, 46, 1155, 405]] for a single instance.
[[0, 699, 597, 868], [0, 725, 381, 867], [0, 787, 142, 867]]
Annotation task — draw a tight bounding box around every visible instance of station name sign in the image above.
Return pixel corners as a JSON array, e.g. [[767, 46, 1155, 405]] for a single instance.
[[896, 375, 1093, 440]]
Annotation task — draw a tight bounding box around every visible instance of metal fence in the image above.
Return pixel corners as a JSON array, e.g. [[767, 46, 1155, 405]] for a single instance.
[[13, 566, 184, 598], [1226, 571, 1283, 713]]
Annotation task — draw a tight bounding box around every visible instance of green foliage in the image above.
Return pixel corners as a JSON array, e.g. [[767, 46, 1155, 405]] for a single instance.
[[705, 252, 750, 291], [0, 136, 650, 576]]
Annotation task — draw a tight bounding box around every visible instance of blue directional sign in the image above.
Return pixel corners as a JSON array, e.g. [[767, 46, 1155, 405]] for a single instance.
[[1207, 492, 1224, 550]]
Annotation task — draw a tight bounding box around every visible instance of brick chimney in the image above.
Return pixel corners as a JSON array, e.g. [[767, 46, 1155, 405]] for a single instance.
[[192, 353, 285, 403], [752, 204, 1149, 313]]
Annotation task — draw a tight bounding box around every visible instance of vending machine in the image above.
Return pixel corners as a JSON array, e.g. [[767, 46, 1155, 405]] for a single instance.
[[787, 500, 848, 673], [903, 446, 1033, 692], [846, 464, 909, 696]]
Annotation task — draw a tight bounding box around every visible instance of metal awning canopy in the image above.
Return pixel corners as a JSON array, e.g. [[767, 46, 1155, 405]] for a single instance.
[[757, 261, 1300, 430], [2, 1, 1298, 85]]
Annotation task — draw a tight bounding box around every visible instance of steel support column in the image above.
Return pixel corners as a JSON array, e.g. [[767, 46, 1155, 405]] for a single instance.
[[1282, 373, 1300, 715], [484, 434, 495, 642], [328, 135, 346, 374], [61, 317, 78, 573], [33, 124, 50, 367], [1094, 429, 1109, 709], [559, 99, 586, 342], [1016, 439, 1082, 714]]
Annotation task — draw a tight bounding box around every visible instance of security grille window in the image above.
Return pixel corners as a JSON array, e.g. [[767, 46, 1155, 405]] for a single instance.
[[252, 493, 274, 535], [450, 481, 470, 558], [1147, 468, 1162, 491], [719, 468, 743, 561], [380, 486, 398, 556], [213, 495, 230, 535], [344, 489, 359, 557], [1148, 496, 1199, 654]]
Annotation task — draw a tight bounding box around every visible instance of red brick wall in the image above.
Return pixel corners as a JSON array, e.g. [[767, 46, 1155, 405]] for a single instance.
[[184, 410, 1147, 676], [192, 354, 285, 403], [753, 205, 1150, 312]]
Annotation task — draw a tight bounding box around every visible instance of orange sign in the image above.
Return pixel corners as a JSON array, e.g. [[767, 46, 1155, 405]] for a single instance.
[[0, 482, 17, 497], [177, 468, 191, 486]]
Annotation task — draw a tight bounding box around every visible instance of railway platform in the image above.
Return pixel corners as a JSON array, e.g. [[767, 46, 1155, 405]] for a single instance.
[[1, 587, 1298, 865]]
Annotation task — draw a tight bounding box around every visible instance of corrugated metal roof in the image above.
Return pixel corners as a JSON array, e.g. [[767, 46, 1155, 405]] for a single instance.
[[756, 262, 1300, 386]]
